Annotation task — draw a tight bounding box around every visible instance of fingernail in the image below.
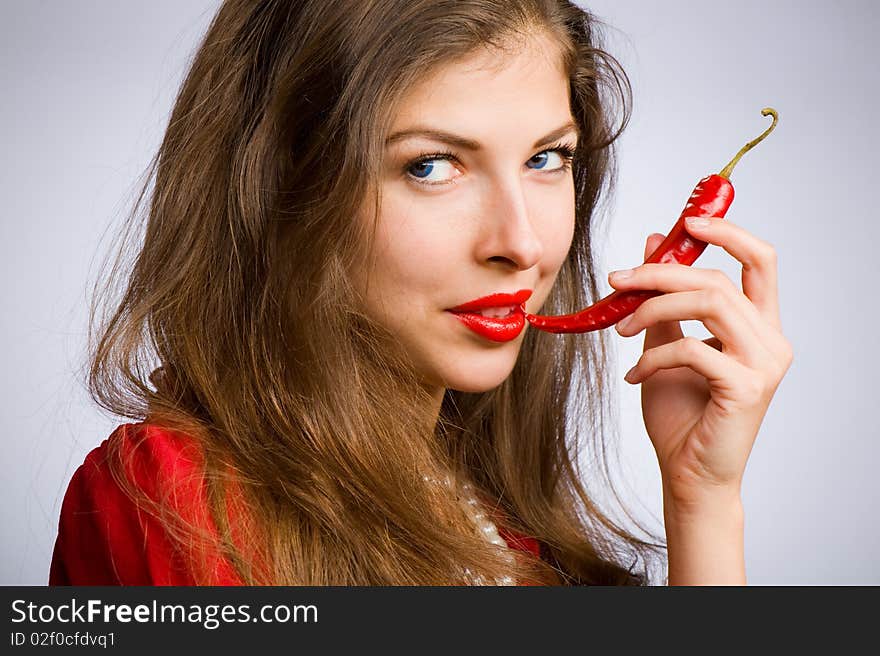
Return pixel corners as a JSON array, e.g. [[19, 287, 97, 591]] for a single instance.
[[624, 365, 637, 383], [686, 216, 711, 228], [610, 268, 634, 280], [616, 314, 633, 333]]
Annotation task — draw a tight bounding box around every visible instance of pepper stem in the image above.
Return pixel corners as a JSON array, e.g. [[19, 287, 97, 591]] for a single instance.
[[718, 107, 778, 180]]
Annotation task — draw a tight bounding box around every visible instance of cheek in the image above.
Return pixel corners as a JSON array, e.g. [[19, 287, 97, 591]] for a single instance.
[[367, 209, 463, 310], [538, 199, 576, 271]]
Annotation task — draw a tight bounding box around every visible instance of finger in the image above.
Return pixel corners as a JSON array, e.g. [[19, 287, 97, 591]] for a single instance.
[[641, 233, 683, 350], [615, 289, 769, 368], [609, 261, 771, 348], [624, 335, 754, 393], [683, 216, 782, 331], [644, 232, 666, 262]]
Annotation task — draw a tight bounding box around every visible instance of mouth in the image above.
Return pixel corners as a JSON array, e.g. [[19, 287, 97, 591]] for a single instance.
[[445, 306, 526, 343], [449, 304, 519, 318], [447, 289, 533, 314], [445, 289, 532, 343]]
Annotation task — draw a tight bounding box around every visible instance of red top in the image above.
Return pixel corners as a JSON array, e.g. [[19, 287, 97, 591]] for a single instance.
[[49, 422, 544, 586]]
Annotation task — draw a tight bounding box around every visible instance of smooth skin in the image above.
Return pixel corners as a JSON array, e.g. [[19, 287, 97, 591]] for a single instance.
[[609, 219, 794, 584]]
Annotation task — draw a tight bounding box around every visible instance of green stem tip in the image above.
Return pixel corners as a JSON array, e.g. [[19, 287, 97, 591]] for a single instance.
[[718, 107, 779, 180]]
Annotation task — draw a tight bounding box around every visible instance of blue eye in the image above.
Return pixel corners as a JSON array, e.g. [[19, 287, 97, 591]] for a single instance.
[[532, 142, 577, 170], [405, 142, 576, 187], [404, 150, 460, 186], [408, 156, 458, 182], [527, 150, 568, 171]]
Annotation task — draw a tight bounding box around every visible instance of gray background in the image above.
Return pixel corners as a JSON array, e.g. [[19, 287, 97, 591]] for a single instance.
[[2, 1, 876, 585]]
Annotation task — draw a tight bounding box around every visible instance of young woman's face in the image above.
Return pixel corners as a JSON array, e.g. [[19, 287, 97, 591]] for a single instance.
[[356, 33, 577, 404]]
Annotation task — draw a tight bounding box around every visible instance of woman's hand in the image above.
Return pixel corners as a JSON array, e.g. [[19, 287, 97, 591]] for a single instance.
[[608, 216, 793, 510]]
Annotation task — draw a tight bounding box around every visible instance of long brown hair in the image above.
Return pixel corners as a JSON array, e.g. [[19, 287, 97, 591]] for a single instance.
[[86, 0, 666, 585]]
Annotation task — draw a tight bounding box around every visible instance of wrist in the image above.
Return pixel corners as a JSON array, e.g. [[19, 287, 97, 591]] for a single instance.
[[663, 492, 744, 534], [662, 482, 746, 586], [662, 477, 743, 520]]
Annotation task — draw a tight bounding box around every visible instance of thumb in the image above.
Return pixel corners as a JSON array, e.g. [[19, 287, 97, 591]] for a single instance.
[[641, 232, 684, 349]]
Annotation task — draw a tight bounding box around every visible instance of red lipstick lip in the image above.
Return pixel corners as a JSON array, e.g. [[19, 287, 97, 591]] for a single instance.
[[447, 289, 533, 313], [445, 289, 533, 343]]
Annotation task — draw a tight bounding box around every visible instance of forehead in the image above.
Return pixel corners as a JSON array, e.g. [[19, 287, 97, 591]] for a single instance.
[[387, 34, 575, 148]]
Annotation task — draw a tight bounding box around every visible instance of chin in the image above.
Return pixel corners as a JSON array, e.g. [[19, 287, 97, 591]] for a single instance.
[[447, 379, 508, 394], [438, 358, 518, 394]]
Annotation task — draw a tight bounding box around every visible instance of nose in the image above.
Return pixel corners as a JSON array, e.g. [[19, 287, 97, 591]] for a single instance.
[[474, 179, 544, 270]]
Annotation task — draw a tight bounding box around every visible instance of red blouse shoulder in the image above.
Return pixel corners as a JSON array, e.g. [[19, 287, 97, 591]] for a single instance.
[[48, 422, 242, 586]]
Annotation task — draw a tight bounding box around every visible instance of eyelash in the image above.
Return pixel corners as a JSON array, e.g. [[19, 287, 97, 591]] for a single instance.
[[404, 140, 577, 187]]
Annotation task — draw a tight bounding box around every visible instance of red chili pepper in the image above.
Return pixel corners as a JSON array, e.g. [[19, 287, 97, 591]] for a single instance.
[[524, 107, 779, 334]]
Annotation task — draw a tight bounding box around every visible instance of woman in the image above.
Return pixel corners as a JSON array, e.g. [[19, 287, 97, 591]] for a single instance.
[[49, 0, 792, 586]]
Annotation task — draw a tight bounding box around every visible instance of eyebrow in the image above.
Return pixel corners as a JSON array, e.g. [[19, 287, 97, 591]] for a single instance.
[[385, 121, 580, 151]]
